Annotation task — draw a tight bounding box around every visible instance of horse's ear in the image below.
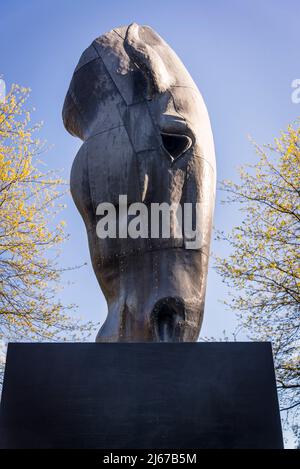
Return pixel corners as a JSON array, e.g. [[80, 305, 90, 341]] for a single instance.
[[124, 23, 174, 99]]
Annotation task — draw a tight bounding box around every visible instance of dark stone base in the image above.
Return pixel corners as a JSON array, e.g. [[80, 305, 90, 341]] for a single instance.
[[0, 342, 283, 448]]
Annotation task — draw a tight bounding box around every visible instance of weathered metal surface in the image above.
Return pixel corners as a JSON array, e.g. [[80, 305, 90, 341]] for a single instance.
[[63, 24, 216, 342]]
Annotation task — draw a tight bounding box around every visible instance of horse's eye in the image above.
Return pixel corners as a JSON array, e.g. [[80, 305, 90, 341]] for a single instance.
[[161, 133, 192, 160]]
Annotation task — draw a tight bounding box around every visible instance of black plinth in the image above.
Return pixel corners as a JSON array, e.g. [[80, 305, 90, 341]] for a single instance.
[[0, 342, 283, 449]]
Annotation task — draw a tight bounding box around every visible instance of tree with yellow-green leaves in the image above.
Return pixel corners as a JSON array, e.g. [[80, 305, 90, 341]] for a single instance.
[[0, 84, 93, 363], [216, 122, 300, 423]]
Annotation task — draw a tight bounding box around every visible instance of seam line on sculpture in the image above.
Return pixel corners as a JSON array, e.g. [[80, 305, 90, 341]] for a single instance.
[[136, 148, 160, 154], [91, 46, 144, 200], [92, 43, 131, 106], [145, 100, 167, 153], [74, 57, 99, 74], [113, 29, 126, 40], [98, 246, 210, 265], [85, 141, 97, 215], [91, 45, 154, 202], [86, 124, 125, 141], [68, 89, 89, 136], [91, 44, 142, 151]]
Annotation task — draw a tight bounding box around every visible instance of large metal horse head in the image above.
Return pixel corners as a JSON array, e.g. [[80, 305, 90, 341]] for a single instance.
[[63, 23, 216, 342]]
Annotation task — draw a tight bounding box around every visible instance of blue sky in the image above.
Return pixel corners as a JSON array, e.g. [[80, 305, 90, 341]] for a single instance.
[[1, 0, 299, 340]]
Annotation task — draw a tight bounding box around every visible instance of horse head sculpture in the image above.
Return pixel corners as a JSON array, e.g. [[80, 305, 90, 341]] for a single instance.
[[63, 23, 216, 342]]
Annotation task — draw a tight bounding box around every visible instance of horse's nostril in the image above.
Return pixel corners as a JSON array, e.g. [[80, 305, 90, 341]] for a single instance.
[[152, 297, 185, 342], [156, 304, 176, 339]]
